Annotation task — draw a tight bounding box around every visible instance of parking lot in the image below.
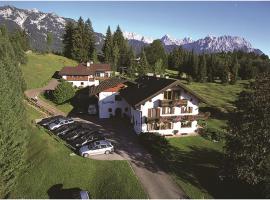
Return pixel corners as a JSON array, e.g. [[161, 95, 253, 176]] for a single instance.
[[37, 115, 123, 159]]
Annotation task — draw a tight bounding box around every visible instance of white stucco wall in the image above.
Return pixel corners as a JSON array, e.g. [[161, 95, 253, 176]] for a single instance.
[[99, 92, 130, 119], [137, 88, 199, 136]]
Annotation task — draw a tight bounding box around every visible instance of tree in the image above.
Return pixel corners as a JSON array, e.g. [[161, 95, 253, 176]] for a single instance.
[[224, 73, 270, 187], [145, 40, 167, 70], [198, 54, 207, 82], [154, 59, 165, 75], [92, 49, 99, 63], [102, 26, 113, 63], [112, 44, 119, 71], [190, 51, 199, 81], [85, 18, 95, 60], [0, 25, 28, 197], [52, 81, 76, 104], [230, 55, 240, 84], [207, 54, 215, 82], [138, 49, 149, 75], [63, 21, 75, 58], [46, 32, 53, 53]]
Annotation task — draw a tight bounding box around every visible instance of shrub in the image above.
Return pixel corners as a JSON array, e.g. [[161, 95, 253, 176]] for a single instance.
[[200, 127, 225, 142], [52, 81, 75, 104]]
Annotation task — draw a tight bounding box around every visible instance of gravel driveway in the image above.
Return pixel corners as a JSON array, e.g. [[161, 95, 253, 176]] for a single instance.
[[72, 115, 187, 199]]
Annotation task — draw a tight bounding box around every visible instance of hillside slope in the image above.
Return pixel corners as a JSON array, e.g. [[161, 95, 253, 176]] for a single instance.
[[21, 52, 77, 89]]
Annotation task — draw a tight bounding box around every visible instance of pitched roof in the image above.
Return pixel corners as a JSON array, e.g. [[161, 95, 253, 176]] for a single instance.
[[59, 63, 111, 76], [89, 77, 131, 96], [120, 76, 208, 107]]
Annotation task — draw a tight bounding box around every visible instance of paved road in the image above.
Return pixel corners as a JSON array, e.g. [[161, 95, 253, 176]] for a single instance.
[[73, 116, 187, 199], [24, 79, 66, 116]]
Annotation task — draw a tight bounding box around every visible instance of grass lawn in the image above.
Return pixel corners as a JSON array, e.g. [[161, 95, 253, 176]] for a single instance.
[[10, 105, 146, 199], [167, 136, 260, 199], [184, 80, 249, 112], [21, 52, 77, 89], [39, 93, 74, 114]]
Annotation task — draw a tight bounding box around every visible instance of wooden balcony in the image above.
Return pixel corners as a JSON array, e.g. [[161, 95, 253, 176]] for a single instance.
[[145, 112, 210, 123], [159, 99, 188, 107]]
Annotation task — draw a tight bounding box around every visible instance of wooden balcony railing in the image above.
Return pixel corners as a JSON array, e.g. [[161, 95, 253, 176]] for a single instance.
[[159, 99, 188, 107], [145, 112, 210, 123]]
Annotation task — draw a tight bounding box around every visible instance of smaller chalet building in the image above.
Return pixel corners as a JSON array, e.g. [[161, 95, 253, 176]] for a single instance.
[[59, 62, 112, 87], [89, 76, 207, 136]]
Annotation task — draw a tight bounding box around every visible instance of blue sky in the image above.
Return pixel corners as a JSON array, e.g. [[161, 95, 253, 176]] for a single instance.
[[1, 1, 270, 55]]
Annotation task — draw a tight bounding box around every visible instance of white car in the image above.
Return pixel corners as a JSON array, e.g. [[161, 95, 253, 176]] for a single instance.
[[48, 118, 74, 130], [79, 140, 114, 157]]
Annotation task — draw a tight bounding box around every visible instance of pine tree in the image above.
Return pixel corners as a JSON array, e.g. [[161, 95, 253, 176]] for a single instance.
[[63, 21, 75, 59], [102, 26, 113, 63], [225, 73, 270, 187], [72, 17, 88, 62], [85, 18, 95, 60], [0, 25, 28, 196], [112, 44, 119, 71], [138, 49, 149, 75], [154, 59, 164, 75], [198, 54, 207, 82], [191, 51, 199, 81], [207, 54, 215, 82], [92, 49, 99, 63]]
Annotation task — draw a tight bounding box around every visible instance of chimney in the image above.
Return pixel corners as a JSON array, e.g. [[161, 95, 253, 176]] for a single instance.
[[86, 60, 94, 67]]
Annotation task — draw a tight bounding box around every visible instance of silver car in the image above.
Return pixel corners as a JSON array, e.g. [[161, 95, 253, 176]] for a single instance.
[[49, 118, 74, 130], [79, 140, 114, 157]]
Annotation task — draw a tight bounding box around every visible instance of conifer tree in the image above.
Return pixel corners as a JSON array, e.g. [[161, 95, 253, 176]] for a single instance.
[[191, 51, 199, 81], [102, 26, 113, 63], [63, 21, 75, 59], [198, 54, 207, 82], [0, 25, 28, 197], [46, 32, 53, 53], [225, 73, 270, 188], [138, 49, 149, 75], [85, 18, 95, 60]]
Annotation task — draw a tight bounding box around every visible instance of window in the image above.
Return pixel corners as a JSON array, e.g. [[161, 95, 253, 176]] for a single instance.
[[147, 122, 173, 130], [164, 91, 172, 100], [101, 145, 107, 149], [181, 107, 193, 113], [108, 108, 112, 112], [148, 108, 160, 118], [115, 95, 122, 101], [162, 107, 175, 114], [125, 107, 128, 112], [81, 82, 84, 86], [173, 91, 181, 100], [160, 122, 173, 130], [181, 121, 192, 128]]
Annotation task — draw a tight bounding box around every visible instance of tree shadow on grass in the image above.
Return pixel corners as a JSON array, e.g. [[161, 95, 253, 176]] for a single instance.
[[148, 141, 262, 198], [47, 184, 88, 199]]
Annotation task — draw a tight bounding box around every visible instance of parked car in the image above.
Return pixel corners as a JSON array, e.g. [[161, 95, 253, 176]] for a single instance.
[[61, 127, 85, 140], [66, 128, 89, 141], [79, 140, 114, 157], [57, 123, 80, 136], [52, 124, 71, 134], [49, 118, 74, 130], [69, 131, 105, 148], [38, 115, 64, 127]]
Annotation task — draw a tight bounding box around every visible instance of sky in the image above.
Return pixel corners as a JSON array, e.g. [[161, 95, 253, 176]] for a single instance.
[[1, 1, 270, 55]]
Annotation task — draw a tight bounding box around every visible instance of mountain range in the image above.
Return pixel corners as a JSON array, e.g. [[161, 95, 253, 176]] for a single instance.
[[0, 5, 264, 55]]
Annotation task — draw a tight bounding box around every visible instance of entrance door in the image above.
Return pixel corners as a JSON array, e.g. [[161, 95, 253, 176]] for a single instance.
[[115, 108, 122, 118]]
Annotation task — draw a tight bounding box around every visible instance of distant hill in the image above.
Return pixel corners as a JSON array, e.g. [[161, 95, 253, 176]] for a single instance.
[[0, 5, 264, 55]]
